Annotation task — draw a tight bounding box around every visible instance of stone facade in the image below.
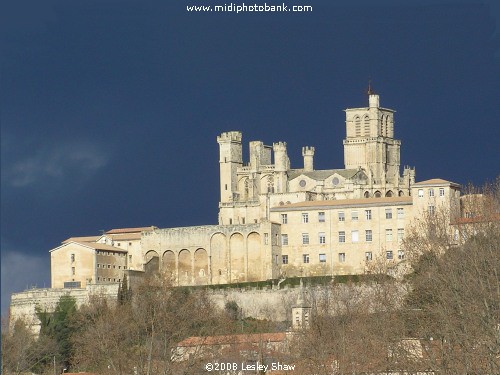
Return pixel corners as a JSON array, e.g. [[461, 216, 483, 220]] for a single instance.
[[43, 92, 463, 288], [10, 91, 464, 327]]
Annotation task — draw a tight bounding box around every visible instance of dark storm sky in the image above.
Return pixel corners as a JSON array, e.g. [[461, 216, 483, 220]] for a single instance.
[[1, 0, 499, 315]]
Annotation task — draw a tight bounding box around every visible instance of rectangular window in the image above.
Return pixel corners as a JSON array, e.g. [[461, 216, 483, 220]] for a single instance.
[[429, 205, 435, 215], [64, 281, 81, 288], [302, 213, 309, 223], [365, 252, 373, 261], [365, 230, 372, 242], [70, 253, 75, 262], [264, 233, 269, 244], [319, 232, 326, 244], [439, 188, 445, 197], [282, 255, 288, 264], [429, 188, 434, 197], [351, 211, 358, 221], [339, 231, 346, 243], [319, 253, 327, 263], [242, 217, 245, 224], [397, 228, 404, 242], [303, 254, 310, 264], [386, 251, 394, 260], [281, 214, 288, 224], [318, 212, 325, 222], [398, 250, 405, 260], [397, 208, 404, 219], [338, 211, 345, 222], [351, 230, 359, 243], [338, 253, 346, 263], [385, 209, 392, 219], [302, 233, 310, 245], [71, 267, 75, 275], [386, 229, 393, 242], [365, 210, 372, 220], [418, 189, 424, 197], [281, 234, 288, 246]]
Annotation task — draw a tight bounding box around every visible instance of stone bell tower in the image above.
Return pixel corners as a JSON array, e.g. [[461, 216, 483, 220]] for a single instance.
[[343, 85, 401, 186]]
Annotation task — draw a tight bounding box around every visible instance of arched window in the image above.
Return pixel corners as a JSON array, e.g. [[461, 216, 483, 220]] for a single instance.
[[267, 175, 274, 193], [244, 179, 249, 197], [386, 190, 393, 197], [363, 115, 370, 136], [354, 116, 361, 137], [399, 190, 404, 197], [374, 191, 382, 198], [364, 191, 370, 198]]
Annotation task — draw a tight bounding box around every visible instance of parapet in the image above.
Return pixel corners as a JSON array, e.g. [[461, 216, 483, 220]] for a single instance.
[[302, 146, 315, 156], [217, 131, 242, 143], [273, 141, 287, 152]]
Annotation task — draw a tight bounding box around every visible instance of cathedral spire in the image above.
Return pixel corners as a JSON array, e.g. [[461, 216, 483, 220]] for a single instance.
[[367, 80, 375, 95]]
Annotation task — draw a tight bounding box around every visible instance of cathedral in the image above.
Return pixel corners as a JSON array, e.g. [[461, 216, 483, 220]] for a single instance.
[[46, 91, 461, 289]]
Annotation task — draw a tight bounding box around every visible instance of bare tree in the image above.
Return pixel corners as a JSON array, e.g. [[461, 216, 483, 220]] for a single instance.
[[1, 316, 58, 375], [403, 179, 500, 374]]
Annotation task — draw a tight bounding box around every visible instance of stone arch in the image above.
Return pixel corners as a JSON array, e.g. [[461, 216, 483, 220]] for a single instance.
[[364, 191, 370, 198], [247, 232, 262, 282], [178, 249, 191, 285], [162, 250, 176, 282], [145, 250, 160, 273], [210, 232, 227, 284], [363, 115, 370, 136], [398, 190, 405, 197], [230, 233, 245, 282], [385, 190, 394, 197], [194, 248, 208, 285], [374, 190, 382, 198], [354, 116, 361, 137]]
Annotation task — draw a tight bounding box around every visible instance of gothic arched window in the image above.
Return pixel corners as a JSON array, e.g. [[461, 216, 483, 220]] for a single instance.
[[354, 116, 361, 137], [363, 115, 370, 136]]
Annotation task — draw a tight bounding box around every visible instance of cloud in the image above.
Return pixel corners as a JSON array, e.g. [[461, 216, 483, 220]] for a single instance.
[[0, 245, 50, 318], [2, 140, 109, 189]]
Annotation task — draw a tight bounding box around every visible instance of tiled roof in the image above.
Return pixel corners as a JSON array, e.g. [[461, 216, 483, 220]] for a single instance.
[[108, 233, 142, 240], [271, 196, 412, 211], [452, 215, 500, 224], [62, 235, 100, 244], [177, 332, 287, 347], [72, 241, 128, 252], [414, 178, 460, 187], [105, 226, 156, 234]]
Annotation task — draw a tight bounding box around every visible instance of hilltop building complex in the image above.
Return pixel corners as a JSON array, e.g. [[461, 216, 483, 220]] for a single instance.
[[50, 92, 461, 288], [11, 91, 463, 328]]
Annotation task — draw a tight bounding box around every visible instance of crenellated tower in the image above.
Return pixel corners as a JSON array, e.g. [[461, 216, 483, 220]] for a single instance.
[[217, 131, 243, 203], [273, 142, 290, 193], [302, 146, 315, 172]]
